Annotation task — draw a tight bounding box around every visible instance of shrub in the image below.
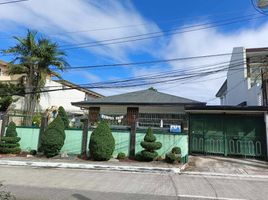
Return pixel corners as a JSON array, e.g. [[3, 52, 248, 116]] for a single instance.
[[57, 106, 69, 129], [171, 147, 181, 154], [117, 152, 126, 160], [134, 151, 143, 161], [40, 116, 65, 158], [165, 152, 178, 164], [30, 150, 37, 155], [0, 122, 21, 154], [140, 128, 162, 162], [89, 121, 115, 161]]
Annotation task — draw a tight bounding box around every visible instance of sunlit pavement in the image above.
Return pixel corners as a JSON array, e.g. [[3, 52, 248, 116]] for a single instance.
[[0, 165, 268, 200]]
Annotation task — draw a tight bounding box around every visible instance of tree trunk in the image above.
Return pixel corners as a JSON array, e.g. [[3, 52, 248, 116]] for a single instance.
[[23, 67, 38, 126]]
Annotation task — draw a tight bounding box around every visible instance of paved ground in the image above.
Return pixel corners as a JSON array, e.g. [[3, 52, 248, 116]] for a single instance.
[[184, 155, 268, 175], [1, 165, 268, 200]]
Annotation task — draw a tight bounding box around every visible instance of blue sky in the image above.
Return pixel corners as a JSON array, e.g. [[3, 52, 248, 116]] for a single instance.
[[0, 0, 268, 103]]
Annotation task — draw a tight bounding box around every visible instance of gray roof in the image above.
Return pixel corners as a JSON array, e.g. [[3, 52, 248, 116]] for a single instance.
[[72, 89, 205, 107]]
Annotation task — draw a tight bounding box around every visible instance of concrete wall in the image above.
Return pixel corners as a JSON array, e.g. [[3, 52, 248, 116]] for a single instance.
[[13, 127, 188, 158]]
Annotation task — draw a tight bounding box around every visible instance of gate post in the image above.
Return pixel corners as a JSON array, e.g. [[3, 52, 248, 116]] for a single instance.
[[129, 115, 137, 159], [37, 114, 48, 152], [81, 118, 89, 159]]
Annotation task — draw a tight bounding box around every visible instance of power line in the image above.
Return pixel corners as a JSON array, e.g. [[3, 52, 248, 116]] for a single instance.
[[62, 14, 265, 50], [0, 0, 28, 5], [51, 52, 238, 71], [9, 60, 246, 95], [0, 10, 256, 40]]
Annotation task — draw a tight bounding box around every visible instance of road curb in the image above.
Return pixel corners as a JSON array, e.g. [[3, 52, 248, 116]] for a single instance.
[[0, 159, 181, 174], [180, 171, 268, 179]]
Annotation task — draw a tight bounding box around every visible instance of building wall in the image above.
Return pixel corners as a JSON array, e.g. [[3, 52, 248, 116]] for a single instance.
[[225, 47, 249, 105], [12, 78, 95, 114], [100, 105, 185, 115], [220, 47, 262, 106]]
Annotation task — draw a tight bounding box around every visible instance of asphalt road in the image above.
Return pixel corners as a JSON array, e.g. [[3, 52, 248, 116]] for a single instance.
[[0, 166, 267, 200]]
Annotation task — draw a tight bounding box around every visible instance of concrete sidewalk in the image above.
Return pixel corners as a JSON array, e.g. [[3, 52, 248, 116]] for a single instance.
[[183, 155, 268, 178], [0, 157, 182, 174]]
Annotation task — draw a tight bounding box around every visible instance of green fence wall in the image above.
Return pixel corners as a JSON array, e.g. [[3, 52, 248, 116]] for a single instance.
[[16, 127, 40, 151], [13, 127, 188, 157]]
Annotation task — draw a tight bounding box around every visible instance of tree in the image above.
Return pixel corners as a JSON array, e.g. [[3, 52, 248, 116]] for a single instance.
[[57, 106, 69, 129], [0, 121, 21, 154], [0, 82, 24, 112], [1, 30, 69, 125], [40, 116, 65, 157], [140, 128, 162, 161], [89, 121, 115, 161]]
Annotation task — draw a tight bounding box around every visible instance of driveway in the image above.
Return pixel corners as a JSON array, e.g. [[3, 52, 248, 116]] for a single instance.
[[184, 155, 268, 175]]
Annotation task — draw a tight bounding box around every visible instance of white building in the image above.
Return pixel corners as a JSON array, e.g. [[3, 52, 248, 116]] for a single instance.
[[0, 59, 103, 116], [216, 47, 268, 106]]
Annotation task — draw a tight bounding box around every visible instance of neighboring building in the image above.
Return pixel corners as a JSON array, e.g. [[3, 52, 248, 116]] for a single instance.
[[72, 88, 205, 131], [0, 60, 24, 84], [0, 60, 104, 126], [216, 47, 268, 106]]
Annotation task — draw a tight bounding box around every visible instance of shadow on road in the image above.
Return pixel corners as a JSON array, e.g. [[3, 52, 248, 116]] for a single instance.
[[72, 193, 91, 200]]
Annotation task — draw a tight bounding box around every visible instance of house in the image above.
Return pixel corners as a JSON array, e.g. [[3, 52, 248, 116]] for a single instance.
[[72, 88, 205, 131], [185, 105, 268, 160], [0, 60, 24, 84], [216, 47, 268, 106], [0, 60, 104, 126]]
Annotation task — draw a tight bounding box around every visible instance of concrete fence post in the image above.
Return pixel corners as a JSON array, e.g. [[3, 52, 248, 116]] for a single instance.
[[129, 115, 137, 159], [0, 114, 8, 140], [81, 118, 89, 159]]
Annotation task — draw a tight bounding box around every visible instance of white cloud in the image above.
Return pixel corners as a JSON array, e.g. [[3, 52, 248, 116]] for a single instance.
[[148, 21, 268, 104], [0, 0, 160, 61]]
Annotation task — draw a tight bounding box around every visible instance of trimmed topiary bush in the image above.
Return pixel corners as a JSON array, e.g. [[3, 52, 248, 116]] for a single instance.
[[0, 121, 21, 154], [117, 152, 126, 160], [89, 121, 115, 161], [165, 146, 182, 164], [57, 106, 69, 129], [172, 147, 181, 154], [165, 152, 178, 163], [140, 128, 162, 161], [40, 116, 65, 158]]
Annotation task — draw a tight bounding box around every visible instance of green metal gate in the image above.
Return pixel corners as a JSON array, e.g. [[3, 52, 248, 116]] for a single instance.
[[189, 114, 267, 159]]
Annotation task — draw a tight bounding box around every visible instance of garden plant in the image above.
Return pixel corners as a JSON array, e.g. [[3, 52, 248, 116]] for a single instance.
[[0, 121, 21, 154], [89, 121, 115, 161], [40, 116, 65, 157], [57, 106, 69, 129], [140, 127, 162, 161]]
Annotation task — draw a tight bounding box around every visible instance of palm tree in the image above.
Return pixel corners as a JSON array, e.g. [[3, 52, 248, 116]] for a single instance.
[[1, 30, 69, 125]]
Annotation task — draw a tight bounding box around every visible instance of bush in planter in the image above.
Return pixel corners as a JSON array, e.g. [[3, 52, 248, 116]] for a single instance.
[[0, 121, 21, 154], [117, 152, 126, 160], [89, 121, 115, 161], [40, 116, 65, 158], [140, 128, 162, 161], [57, 106, 69, 129]]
